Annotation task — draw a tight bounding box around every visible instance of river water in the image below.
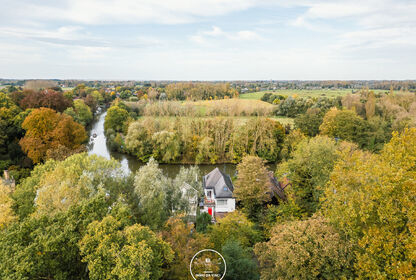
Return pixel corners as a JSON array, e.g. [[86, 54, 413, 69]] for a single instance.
[[87, 111, 238, 177]]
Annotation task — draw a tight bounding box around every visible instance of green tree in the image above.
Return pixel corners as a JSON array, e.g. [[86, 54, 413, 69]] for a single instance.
[[11, 153, 123, 218], [322, 128, 416, 279], [133, 158, 169, 230], [209, 211, 260, 250], [234, 156, 271, 218], [294, 108, 324, 137], [319, 108, 369, 148], [151, 131, 181, 163], [0, 193, 113, 280], [221, 240, 259, 280], [254, 216, 354, 280], [276, 136, 339, 216], [104, 105, 129, 133], [79, 215, 173, 280], [196, 212, 212, 233], [0, 92, 24, 166], [64, 99, 93, 126]]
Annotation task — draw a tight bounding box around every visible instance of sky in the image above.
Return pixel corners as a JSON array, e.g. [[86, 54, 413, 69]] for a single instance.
[[0, 0, 415, 80]]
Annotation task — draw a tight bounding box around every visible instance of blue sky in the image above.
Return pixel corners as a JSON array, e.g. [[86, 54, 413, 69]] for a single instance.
[[0, 0, 415, 80]]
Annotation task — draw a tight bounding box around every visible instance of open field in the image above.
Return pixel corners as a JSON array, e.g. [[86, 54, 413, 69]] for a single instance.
[[271, 116, 294, 126], [126, 98, 276, 117], [240, 89, 389, 100], [187, 98, 274, 115]]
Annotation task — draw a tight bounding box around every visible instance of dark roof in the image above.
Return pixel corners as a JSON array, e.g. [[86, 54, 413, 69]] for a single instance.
[[267, 172, 287, 201], [203, 168, 234, 198]]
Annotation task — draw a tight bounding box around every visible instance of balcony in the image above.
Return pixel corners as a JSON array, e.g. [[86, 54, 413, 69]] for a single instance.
[[204, 197, 216, 205]]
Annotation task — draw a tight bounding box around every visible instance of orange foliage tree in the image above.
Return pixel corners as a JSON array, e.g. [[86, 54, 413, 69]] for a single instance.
[[19, 108, 87, 163]]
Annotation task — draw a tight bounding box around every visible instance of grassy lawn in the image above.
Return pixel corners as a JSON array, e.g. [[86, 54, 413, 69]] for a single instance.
[[240, 89, 389, 100]]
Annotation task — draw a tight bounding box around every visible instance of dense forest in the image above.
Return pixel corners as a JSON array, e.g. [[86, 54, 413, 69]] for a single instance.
[[0, 80, 415, 279]]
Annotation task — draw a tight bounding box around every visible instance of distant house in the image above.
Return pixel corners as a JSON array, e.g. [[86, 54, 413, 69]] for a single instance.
[[200, 168, 235, 219]]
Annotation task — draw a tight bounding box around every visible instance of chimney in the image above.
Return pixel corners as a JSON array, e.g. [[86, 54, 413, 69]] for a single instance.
[[4, 170, 10, 181]]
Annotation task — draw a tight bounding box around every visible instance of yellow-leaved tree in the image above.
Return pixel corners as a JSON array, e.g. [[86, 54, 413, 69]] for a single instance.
[[0, 182, 16, 229], [322, 128, 416, 279]]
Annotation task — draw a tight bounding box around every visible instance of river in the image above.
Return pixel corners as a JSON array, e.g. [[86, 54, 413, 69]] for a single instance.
[[87, 110, 238, 177]]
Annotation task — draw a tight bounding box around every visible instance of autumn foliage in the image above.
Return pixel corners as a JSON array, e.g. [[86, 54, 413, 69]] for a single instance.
[[19, 108, 87, 163], [322, 128, 416, 279], [19, 89, 72, 112]]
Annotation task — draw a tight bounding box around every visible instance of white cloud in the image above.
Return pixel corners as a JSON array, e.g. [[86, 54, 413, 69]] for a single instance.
[[191, 26, 261, 44], [1, 0, 269, 25]]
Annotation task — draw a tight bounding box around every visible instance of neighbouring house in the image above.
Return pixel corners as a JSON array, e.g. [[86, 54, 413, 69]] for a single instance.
[[200, 168, 235, 219], [179, 182, 199, 217], [267, 171, 289, 204]]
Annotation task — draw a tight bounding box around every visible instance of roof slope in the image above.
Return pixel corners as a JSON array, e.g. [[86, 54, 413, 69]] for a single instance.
[[203, 167, 234, 198]]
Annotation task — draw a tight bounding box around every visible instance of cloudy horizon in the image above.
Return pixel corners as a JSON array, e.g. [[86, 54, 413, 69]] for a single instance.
[[1, 0, 415, 80]]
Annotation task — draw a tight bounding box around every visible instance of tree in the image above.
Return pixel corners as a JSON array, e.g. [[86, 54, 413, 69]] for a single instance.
[[84, 94, 98, 112], [0, 92, 24, 166], [319, 108, 369, 149], [20, 89, 72, 112], [234, 156, 271, 218], [279, 129, 306, 160], [221, 239, 259, 280], [0, 182, 16, 229], [12, 153, 123, 218], [19, 108, 87, 163], [104, 105, 129, 133], [133, 158, 169, 230], [151, 131, 181, 163], [276, 136, 338, 216], [79, 215, 173, 280], [161, 216, 212, 280], [64, 99, 93, 126], [294, 108, 324, 137], [0, 192, 113, 280], [208, 211, 260, 250], [254, 216, 354, 280], [322, 128, 416, 279], [196, 212, 212, 233], [365, 91, 376, 119]]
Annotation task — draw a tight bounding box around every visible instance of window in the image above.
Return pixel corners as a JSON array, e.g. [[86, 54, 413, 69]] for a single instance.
[[207, 190, 212, 198], [217, 200, 227, 206], [223, 187, 228, 191]]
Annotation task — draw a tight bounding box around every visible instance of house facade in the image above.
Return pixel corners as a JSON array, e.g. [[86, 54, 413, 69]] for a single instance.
[[201, 168, 235, 218]]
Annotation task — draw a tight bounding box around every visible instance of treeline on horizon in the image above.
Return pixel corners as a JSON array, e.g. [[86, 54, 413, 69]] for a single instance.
[[2, 78, 416, 91]]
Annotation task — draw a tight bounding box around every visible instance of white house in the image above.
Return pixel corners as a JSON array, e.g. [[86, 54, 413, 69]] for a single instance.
[[201, 168, 235, 219], [179, 182, 199, 217]]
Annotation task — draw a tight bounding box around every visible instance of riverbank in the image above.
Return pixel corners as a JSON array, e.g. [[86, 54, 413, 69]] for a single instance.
[[87, 110, 244, 177]]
